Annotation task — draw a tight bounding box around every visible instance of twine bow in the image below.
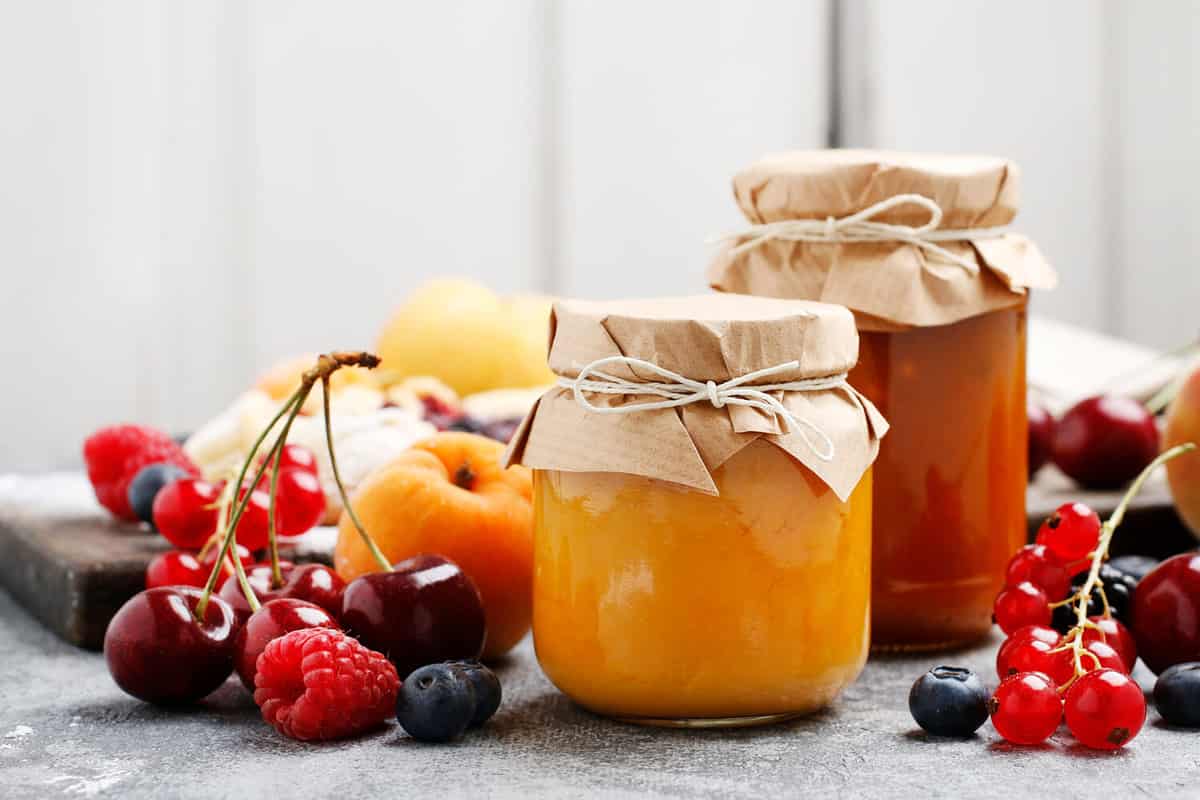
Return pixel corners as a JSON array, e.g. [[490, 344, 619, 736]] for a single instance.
[[712, 193, 1009, 276], [558, 355, 848, 462]]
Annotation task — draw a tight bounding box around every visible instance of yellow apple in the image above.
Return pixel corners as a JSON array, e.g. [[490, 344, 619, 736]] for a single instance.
[[376, 278, 555, 396]]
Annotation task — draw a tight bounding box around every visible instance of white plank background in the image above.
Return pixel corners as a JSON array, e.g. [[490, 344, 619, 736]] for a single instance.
[[1, 0, 1197, 471]]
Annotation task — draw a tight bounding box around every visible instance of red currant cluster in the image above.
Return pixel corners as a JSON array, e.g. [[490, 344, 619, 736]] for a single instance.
[[991, 500, 1144, 749], [144, 443, 326, 591], [100, 352, 500, 743], [912, 443, 1196, 750]]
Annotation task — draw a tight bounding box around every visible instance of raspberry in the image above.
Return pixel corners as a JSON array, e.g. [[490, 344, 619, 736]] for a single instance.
[[254, 628, 399, 741], [83, 425, 197, 521]]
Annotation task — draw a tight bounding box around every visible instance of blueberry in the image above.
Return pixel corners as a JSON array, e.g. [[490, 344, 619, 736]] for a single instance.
[[1108, 554, 1159, 583], [448, 660, 502, 726], [480, 418, 521, 444], [1154, 662, 1200, 728], [908, 666, 989, 737], [127, 463, 189, 526], [397, 663, 476, 742]]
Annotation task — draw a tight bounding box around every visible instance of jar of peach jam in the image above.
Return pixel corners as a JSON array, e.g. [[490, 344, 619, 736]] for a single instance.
[[709, 150, 1057, 650], [502, 294, 887, 725]]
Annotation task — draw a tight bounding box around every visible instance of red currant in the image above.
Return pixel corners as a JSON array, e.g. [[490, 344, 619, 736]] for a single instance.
[[996, 625, 1060, 679], [989, 672, 1063, 745], [233, 487, 271, 551], [1064, 668, 1146, 749], [258, 443, 320, 477], [1035, 502, 1102, 562], [261, 468, 326, 538], [145, 550, 207, 589], [993, 582, 1052, 634], [998, 638, 1071, 685], [152, 478, 221, 549], [1005, 544, 1070, 600], [144, 542, 254, 590], [1083, 616, 1137, 672]]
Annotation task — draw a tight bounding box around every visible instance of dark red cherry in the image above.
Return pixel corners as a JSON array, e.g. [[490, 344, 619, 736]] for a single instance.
[[218, 561, 345, 623], [1132, 552, 1200, 673], [1028, 401, 1055, 478], [1051, 395, 1159, 490], [233, 598, 340, 689], [103, 587, 237, 704], [340, 554, 486, 677], [257, 443, 320, 477]]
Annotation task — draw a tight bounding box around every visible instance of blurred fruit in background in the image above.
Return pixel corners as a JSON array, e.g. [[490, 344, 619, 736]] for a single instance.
[[1165, 365, 1200, 536], [376, 278, 556, 396]]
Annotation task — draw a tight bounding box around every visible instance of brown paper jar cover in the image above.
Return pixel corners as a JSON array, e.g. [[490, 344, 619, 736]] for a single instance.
[[706, 150, 1059, 330], [501, 293, 888, 501]]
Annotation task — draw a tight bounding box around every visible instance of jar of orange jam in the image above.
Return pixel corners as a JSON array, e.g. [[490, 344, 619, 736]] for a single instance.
[[503, 294, 887, 725], [708, 150, 1057, 650]]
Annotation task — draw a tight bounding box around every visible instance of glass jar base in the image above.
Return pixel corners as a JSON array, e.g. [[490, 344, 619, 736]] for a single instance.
[[614, 712, 805, 729], [870, 631, 991, 654]]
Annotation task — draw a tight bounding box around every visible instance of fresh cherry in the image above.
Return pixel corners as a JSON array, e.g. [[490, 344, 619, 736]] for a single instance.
[[1131, 552, 1200, 673], [340, 554, 486, 678], [218, 562, 345, 623], [233, 598, 340, 689], [103, 587, 237, 704], [993, 582, 1051, 635], [989, 672, 1063, 745], [258, 468, 326, 538], [152, 478, 221, 550], [1005, 544, 1070, 600], [1051, 395, 1159, 490], [1064, 668, 1146, 749], [1028, 401, 1055, 478], [1035, 502, 1102, 563]]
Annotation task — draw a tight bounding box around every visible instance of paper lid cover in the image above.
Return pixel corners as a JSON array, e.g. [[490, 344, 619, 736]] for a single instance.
[[502, 293, 887, 501]]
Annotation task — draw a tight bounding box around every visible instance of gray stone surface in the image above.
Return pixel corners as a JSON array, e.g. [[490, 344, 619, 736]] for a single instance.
[[2, 589, 1199, 799]]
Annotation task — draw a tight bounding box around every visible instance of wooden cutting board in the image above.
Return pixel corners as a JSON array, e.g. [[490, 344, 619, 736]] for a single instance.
[[1, 470, 1196, 650], [0, 473, 334, 649]]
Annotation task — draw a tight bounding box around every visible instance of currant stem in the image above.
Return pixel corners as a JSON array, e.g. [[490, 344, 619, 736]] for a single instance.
[[1062, 442, 1197, 689], [321, 374, 393, 573], [194, 388, 304, 620]]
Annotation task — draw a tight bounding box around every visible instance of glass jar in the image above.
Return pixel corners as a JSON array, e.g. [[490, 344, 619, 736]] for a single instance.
[[532, 440, 872, 726], [850, 306, 1027, 649], [707, 150, 1056, 651]]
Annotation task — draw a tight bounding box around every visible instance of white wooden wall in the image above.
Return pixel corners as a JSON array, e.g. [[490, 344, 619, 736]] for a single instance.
[[1, 0, 1197, 471]]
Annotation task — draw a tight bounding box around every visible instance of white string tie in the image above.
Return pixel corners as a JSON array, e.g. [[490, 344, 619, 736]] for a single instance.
[[711, 193, 1009, 276], [558, 355, 849, 462]]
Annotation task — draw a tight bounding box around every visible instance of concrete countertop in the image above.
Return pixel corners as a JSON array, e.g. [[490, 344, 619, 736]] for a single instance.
[[2, 588, 1198, 799]]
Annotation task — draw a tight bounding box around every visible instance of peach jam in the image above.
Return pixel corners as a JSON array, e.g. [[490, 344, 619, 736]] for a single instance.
[[502, 293, 886, 727], [533, 443, 872, 725], [852, 306, 1027, 648]]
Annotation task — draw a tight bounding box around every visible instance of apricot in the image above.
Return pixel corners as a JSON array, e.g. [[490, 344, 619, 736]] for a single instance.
[[1165, 365, 1200, 536], [255, 353, 381, 414], [334, 432, 533, 659]]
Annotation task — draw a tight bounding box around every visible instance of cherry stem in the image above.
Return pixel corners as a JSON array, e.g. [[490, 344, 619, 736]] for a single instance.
[[1060, 441, 1197, 690], [321, 373, 393, 573], [194, 388, 304, 620], [266, 388, 308, 588]]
